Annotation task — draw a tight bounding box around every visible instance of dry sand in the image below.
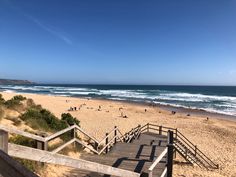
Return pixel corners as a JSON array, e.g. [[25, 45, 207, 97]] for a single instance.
[[1, 92, 236, 177]]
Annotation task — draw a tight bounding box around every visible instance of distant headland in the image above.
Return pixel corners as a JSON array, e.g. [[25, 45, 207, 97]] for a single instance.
[[0, 78, 35, 85]]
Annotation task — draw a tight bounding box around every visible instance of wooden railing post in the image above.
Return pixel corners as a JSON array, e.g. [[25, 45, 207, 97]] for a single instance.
[[159, 126, 162, 135], [114, 126, 117, 144], [71, 127, 76, 139], [95, 142, 98, 151], [195, 145, 197, 156], [71, 127, 76, 148], [138, 124, 141, 139], [105, 133, 109, 154], [123, 133, 127, 142], [149, 171, 153, 177], [167, 130, 174, 177], [147, 123, 149, 132], [174, 128, 178, 159], [36, 134, 47, 151], [0, 130, 8, 153], [185, 149, 188, 158], [36, 135, 47, 166], [168, 130, 174, 145]]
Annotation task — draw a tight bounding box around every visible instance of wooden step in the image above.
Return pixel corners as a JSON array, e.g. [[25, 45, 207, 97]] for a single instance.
[[77, 132, 168, 176]]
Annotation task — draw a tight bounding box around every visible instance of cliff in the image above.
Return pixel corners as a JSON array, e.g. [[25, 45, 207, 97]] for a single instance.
[[0, 79, 35, 85]]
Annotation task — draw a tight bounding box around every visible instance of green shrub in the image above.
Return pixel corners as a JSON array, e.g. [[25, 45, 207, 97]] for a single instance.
[[15, 158, 39, 172], [26, 98, 35, 107], [4, 95, 26, 110], [0, 94, 5, 104], [26, 99, 42, 110], [9, 135, 36, 147], [20, 108, 68, 132], [12, 95, 26, 101], [0, 106, 4, 120], [61, 113, 80, 126], [4, 99, 21, 108]]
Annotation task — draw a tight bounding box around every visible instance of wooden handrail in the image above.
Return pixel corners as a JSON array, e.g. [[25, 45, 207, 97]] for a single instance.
[[160, 167, 167, 177], [176, 130, 218, 168], [1, 122, 218, 170], [0, 124, 99, 144], [148, 124, 176, 131], [74, 125, 99, 144], [0, 125, 45, 142], [175, 130, 218, 169], [75, 139, 99, 154], [45, 125, 76, 141], [148, 147, 167, 171], [176, 136, 196, 152], [8, 143, 140, 177], [176, 131, 195, 148], [117, 129, 125, 140], [196, 149, 218, 168], [51, 138, 76, 154], [98, 127, 117, 146], [98, 135, 118, 155], [138, 123, 218, 169]]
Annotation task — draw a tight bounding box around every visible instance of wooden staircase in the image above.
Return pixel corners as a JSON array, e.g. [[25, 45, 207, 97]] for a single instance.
[[0, 123, 218, 177], [173, 131, 218, 170], [79, 132, 169, 177]]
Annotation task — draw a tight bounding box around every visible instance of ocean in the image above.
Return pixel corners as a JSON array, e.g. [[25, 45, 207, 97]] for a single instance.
[[1, 84, 236, 116]]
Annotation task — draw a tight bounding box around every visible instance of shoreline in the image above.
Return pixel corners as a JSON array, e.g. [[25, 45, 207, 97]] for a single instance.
[[99, 98, 236, 120], [1, 90, 236, 122]]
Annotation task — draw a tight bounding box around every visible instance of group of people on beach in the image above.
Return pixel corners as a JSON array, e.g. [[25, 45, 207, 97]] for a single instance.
[[68, 106, 78, 111], [66, 99, 154, 119]]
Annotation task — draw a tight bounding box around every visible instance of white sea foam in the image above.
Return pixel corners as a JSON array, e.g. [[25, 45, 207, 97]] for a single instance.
[[161, 92, 236, 102], [153, 101, 236, 116], [3, 90, 15, 93], [1, 85, 236, 116]]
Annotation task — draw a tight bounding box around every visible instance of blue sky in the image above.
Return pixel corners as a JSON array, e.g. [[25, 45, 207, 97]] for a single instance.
[[0, 0, 236, 85]]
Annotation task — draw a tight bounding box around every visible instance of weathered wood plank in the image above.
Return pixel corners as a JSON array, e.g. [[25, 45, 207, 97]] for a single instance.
[[8, 143, 140, 177], [0, 130, 8, 153], [98, 127, 117, 146], [74, 125, 99, 144], [75, 139, 99, 154], [148, 147, 167, 171], [99, 135, 117, 155], [0, 125, 45, 142], [160, 167, 167, 177], [81, 132, 168, 176], [45, 125, 77, 141], [0, 150, 38, 177], [51, 138, 76, 154]]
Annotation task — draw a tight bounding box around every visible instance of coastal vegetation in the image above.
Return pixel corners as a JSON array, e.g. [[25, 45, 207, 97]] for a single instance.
[[0, 94, 4, 103], [0, 106, 3, 120], [0, 94, 81, 172], [0, 94, 80, 131], [0, 94, 5, 119]]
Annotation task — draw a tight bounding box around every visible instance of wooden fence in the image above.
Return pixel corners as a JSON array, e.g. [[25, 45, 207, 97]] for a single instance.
[[0, 122, 215, 177], [139, 123, 218, 169], [0, 125, 140, 177]]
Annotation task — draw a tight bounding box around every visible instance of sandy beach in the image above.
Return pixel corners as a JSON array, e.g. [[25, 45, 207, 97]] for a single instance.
[[1, 92, 236, 177]]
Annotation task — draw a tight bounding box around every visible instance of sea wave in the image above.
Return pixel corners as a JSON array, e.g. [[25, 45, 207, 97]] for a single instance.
[[1, 85, 236, 116], [153, 101, 236, 116], [2, 90, 15, 93], [161, 92, 236, 102]]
